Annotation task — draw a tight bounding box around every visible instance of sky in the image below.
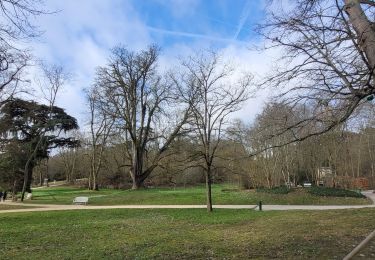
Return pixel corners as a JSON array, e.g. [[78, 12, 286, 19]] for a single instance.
[[30, 0, 275, 128]]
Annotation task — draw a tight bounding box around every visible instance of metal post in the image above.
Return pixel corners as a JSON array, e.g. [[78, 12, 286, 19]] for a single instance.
[[258, 201, 262, 211]]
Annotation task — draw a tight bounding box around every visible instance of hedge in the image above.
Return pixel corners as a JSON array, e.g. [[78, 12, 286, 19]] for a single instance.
[[308, 186, 365, 198]]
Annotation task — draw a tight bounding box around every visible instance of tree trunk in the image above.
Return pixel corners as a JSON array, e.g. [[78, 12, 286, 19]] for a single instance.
[[70, 157, 76, 184], [345, 0, 375, 70], [88, 155, 94, 190], [89, 169, 100, 191], [39, 170, 43, 186], [206, 166, 213, 212], [90, 146, 105, 191], [88, 171, 92, 190], [21, 165, 33, 201], [357, 134, 362, 178], [131, 174, 145, 189], [93, 173, 99, 191], [12, 179, 17, 201], [130, 147, 145, 189]]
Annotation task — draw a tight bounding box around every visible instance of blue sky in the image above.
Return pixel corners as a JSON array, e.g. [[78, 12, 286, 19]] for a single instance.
[[31, 0, 272, 128], [134, 0, 264, 44]]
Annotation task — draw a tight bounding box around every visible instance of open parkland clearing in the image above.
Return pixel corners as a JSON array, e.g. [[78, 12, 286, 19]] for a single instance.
[[1, 185, 375, 259]]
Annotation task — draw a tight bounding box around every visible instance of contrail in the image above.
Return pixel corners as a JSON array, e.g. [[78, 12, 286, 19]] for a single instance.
[[233, 0, 252, 40], [147, 26, 246, 44]]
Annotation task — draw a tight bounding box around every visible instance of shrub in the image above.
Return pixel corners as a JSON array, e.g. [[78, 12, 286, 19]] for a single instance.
[[308, 186, 365, 198], [256, 186, 291, 194]]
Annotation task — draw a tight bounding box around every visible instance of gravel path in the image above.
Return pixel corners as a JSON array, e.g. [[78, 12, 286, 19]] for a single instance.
[[362, 190, 375, 204], [0, 190, 373, 214], [0, 203, 258, 213]]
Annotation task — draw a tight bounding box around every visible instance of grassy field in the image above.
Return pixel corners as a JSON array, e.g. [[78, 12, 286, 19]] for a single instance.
[[1, 208, 375, 259], [24, 184, 372, 205]]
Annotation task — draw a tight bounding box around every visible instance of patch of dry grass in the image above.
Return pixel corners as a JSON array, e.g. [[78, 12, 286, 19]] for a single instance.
[[0, 204, 37, 210]]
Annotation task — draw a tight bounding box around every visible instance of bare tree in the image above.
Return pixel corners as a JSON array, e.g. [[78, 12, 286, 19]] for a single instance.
[[58, 130, 83, 184], [0, 0, 47, 104], [181, 51, 251, 212], [257, 0, 375, 145], [0, 0, 46, 44], [86, 88, 114, 190], [60, 147, 77, 184], [95, 45, 192, 189], [0, 47, 29, 104], [248, 103, 309, 187]]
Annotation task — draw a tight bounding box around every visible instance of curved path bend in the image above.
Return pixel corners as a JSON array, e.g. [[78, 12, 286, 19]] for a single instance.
[[0, 190, 374, 214]]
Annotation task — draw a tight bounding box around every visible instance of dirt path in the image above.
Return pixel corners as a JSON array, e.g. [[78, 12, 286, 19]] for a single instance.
[[0, 190, 373, 214]]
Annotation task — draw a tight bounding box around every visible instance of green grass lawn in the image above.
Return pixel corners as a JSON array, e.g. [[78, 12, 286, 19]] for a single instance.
[[24, 184, 371, 205], [1, 208, 375, 259]]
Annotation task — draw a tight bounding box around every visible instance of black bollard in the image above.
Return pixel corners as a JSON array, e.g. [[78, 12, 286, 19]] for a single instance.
[[258, 201, 262, 211]]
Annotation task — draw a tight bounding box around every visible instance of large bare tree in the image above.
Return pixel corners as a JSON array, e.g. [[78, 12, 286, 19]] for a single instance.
[[181, 51, 251, 212], [95, 45, 192, 189], [257, 0, 375, 145]]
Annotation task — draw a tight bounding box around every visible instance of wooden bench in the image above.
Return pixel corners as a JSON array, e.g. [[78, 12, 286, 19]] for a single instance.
[[73, 196, 89, 205]]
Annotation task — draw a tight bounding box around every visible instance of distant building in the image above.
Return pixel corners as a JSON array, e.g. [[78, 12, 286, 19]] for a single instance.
[[317, 167, 334, 186], [317, 167, 369, 190]]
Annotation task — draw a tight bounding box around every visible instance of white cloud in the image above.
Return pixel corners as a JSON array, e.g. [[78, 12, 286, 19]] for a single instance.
[[157, 41, 278, 124], [26, 0, 276, 129], [30, 0, 152, 126], [217, 44, 281, 123]]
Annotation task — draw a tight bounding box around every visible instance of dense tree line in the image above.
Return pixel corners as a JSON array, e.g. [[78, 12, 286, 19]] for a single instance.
[[44, 100, 375, 191]]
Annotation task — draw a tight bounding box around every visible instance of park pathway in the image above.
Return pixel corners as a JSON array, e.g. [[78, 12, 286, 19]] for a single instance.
[[361, 190, 375, 203], [0, 190, 374, 214]]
